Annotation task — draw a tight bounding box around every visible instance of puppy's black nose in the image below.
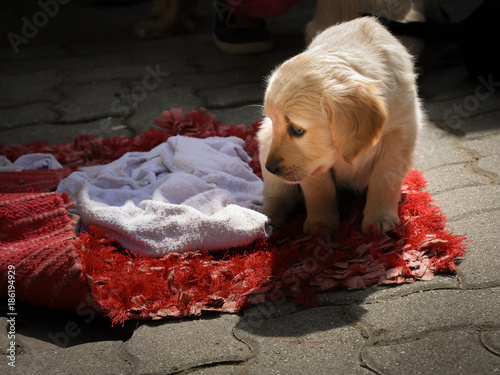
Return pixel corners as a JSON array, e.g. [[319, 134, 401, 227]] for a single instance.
[[265, 162, 280, 175]]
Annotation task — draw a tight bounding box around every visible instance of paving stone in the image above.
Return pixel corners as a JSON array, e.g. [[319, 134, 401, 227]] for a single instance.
[[423, 83, 500, 123], [167, 69, 266, 92], [190, 364, 245, 374], [123, 314, 250, 375], [239, 299, 305, 326], [209, 105, 264, 128], [126, 38, 200, 74], [413, 121, 469, 172], [455, 110, 500, 140], [65, 64, 157, 85], [345, 287, 500, 344], [0, 44, 69, 63], [125, 63, 174, 93], [363, 330, 500, 375], [10, 341, 131, 375], [432, 184, 500, 222], [481, 330, 500, 356], [127, 86, 204, 133], [201, 83, 265, 109], [1, 53, 133, 76], [14, 333, 61, 355], [0, 103, 58, 130], [457, 134, 500, 183], [188, 43, 293, 83], [477, 154, 500, 181], [418, 64, 473, 101], [459, 133, 500, 157], [131, 49, 199, 77], [448, 211, 500, 288], [189, 42, 259, 74], [9, 304, 135, 351], [1, 317, 10, 355], [0, 70, 62, 107], [421, 164, 487, 194], [55, 81, 131, 123], [0, 118, 133, 146], [316, 275, 459, 307], [235, 306, 370, 375], [245, 275, 458, 323]]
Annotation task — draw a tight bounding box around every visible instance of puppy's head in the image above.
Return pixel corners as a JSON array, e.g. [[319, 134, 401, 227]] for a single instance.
[[263, 54, 387, 183]]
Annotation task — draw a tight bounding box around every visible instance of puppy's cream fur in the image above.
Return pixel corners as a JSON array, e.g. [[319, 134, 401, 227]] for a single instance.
[[258, 17, 423, 235]]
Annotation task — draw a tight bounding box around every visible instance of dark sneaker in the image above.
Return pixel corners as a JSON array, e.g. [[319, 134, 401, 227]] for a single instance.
[[212, 1, 273, 54]]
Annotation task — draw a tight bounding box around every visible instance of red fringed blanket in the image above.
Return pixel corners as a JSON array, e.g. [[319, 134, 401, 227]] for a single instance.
[[0, 108, 467, 324]]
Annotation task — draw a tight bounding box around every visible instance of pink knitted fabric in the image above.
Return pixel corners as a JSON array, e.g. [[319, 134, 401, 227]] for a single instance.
[[0, 168, 72, 193], [0, 192, 94, 311]]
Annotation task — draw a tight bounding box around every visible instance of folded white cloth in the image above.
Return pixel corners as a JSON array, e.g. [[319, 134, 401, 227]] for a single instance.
[[57, 136, 271, 256], [0, 153, 63, 171]]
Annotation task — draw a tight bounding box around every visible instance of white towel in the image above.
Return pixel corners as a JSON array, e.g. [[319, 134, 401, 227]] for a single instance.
[[57, 136, 271, 256], [0, 153, 63, 171]]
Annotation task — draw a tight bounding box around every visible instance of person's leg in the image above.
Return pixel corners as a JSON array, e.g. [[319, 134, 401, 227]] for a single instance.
[[213, 0, 302, 54], [230, 0, 302, 26]]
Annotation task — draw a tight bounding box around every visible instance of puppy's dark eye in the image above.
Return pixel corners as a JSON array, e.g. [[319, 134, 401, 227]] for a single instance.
[[285, 115, 305, 137], [289, 125, 305, 137]]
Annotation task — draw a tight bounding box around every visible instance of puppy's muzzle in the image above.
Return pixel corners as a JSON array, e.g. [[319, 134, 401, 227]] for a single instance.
[[265, 157, 283, 176]]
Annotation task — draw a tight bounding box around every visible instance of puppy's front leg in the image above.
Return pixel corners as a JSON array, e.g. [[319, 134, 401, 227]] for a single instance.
[[362, 129, 414, 233], [301, 170, 339, 235], [260, 166, 300, 230], [362, 174, 402, 234]]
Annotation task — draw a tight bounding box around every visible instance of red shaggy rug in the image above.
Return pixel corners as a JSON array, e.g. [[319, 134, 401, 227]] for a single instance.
[[0, 108, 468, 324]]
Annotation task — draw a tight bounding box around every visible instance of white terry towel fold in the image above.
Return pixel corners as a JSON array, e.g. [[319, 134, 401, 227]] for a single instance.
[[0, 153, 63, 171], [57, 136, 271, 256]]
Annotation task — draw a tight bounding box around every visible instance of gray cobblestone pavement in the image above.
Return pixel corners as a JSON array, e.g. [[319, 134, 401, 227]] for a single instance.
[[1, 0, 499, 374]]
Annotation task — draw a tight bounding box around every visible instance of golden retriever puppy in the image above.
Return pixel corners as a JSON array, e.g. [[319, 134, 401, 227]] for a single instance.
[[258, 17, 423, 235]]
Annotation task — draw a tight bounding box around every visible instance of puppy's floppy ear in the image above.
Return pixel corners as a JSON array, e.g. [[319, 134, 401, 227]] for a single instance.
[[322, 81, 388, 163]]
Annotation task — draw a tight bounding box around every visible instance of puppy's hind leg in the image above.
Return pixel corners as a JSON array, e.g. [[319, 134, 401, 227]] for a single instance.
[[260, 167, 300, 230]]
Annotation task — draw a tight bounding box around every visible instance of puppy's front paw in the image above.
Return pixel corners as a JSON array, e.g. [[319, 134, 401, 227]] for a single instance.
[[303, 214, 340, 236], [361, 211, 400, 234], [260, 198, 295, 231], [261, 207, 287, 230]]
